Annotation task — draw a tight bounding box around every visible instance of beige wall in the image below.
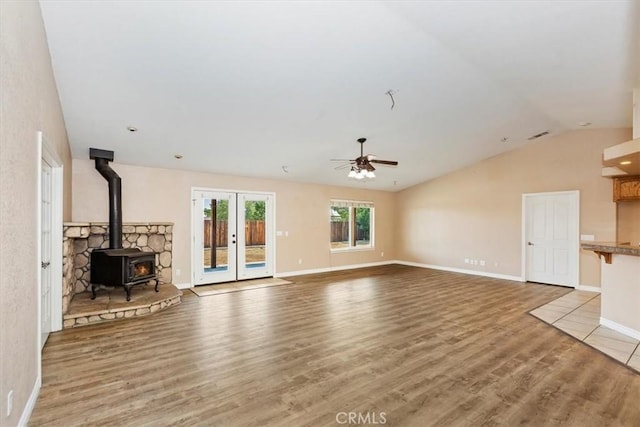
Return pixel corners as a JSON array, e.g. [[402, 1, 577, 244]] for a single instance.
[[72, 160, 396, 283], [617, 201, 640, 245], [0, 1, 72, 425], [396, 128, 631, 287]]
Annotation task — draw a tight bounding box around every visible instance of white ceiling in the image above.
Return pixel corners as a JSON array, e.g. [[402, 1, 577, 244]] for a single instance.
[[40, 0, 639, 191]]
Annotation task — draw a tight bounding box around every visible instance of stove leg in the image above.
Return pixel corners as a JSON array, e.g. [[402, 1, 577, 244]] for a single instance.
[[91, 284, 97, 300], [125, 286, 131, 301], [154, 281, 159, 292]]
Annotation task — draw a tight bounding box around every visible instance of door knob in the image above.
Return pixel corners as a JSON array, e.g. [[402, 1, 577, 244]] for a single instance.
[[527, 242, 534, 246]]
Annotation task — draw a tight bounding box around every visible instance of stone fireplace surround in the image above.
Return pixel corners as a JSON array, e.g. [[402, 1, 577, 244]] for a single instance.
[[63, 222, 175, 321]]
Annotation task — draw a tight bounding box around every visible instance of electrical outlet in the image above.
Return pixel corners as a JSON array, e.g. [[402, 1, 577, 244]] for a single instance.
[[494, 261, 499, 267], [464, 258, 470, 264], [479, 260, 485, 266], [298, 259, 302, 265], [175, 269, 181, 277], [7, 390, 13, 417], [381, 251, 384, 257]]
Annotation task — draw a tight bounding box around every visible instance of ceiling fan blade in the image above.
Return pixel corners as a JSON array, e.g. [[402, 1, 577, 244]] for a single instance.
[[334, 163, 353, 170], [370, 159, 398, 166], [330, 159, 353, 162]]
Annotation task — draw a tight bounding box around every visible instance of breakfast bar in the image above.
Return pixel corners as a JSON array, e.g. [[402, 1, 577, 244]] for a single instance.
[[581, 241, 640, 338]]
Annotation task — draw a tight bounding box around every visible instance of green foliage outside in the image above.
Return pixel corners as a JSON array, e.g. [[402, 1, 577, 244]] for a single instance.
[[355, 207, 370, 235], [332, 207, 349, 222], [244, 201, 265, 220], [204, 199, 265, 221]]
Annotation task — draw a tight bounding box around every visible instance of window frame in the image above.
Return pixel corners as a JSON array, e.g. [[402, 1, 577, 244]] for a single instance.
[[329, 200, 374, 252]]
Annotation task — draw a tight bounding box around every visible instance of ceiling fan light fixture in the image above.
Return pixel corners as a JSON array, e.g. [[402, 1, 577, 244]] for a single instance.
[[338, 137, 398, 180]]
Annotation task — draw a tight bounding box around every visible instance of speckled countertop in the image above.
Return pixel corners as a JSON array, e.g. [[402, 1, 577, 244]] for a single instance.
[[580, 241, 640, 257]]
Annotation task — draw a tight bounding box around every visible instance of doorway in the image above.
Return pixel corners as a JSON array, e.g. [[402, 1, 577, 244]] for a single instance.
[[522, 191, 579, 287], [192, 189, 274, 285]]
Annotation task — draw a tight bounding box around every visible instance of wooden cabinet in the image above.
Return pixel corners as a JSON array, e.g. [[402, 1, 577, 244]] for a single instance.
[[613, 176, 640, 202]]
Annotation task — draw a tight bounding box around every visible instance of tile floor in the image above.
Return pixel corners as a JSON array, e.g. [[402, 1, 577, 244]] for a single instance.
[[530, 290, 640, 373]]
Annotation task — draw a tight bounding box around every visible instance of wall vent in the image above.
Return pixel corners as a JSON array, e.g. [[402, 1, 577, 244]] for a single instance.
[[528, 131, 550, 140]]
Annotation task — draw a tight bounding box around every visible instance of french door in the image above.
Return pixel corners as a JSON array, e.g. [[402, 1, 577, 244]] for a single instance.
[[192, 190, 274, 285]]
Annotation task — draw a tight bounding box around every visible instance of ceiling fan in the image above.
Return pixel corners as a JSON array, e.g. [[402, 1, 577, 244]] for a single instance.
[[331, 138, 399, 179]]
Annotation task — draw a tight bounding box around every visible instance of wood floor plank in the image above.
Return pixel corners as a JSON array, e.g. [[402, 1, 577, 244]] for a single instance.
[[29, 265, 640, 426]]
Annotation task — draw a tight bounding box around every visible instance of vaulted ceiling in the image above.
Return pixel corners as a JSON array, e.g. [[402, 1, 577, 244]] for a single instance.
[[40, 0, 639, 191]]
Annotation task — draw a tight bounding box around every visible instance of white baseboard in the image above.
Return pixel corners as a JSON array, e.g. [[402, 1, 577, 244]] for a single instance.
[[395, 260, 524, 282], [18, 376, 41, 427], [277, 259, 524, 282], [577, 285, 601, 293], [600, 317, 640, 341], [174, 282, 192, 290], [275, 260, 396, 278]]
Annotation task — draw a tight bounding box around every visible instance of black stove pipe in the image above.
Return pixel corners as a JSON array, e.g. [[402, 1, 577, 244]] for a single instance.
[[89, 148, 122, 249]]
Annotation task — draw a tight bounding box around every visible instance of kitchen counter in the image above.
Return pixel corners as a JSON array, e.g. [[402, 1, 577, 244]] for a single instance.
[[581, 241, 640, 264], [582, 242, 640, 339]]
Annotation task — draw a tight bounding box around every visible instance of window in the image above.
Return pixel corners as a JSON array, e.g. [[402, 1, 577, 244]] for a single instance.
[[330, 200, 374, 250]]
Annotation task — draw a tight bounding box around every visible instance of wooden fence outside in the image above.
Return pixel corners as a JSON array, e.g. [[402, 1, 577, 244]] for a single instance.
[[205, 220, 365, 246], [204, 219, 265, 247], [330, 221, 368, 242]]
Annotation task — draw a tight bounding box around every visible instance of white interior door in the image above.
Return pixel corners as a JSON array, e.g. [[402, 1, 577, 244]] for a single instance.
[[41, 157, 53, 348], [192, 189, 274, 285], [524, 191, 579, 287]]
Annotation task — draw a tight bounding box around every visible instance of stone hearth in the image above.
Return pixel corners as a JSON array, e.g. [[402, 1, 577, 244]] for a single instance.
[[64, 283, 182, 328]]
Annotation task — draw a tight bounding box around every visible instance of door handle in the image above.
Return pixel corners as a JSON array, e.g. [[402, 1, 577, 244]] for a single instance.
[[527, 242, 534, 246], [41, 261, 51, 269]]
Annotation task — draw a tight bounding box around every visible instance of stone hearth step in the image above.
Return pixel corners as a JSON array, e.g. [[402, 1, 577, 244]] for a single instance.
[[63, 284, 182, 328]]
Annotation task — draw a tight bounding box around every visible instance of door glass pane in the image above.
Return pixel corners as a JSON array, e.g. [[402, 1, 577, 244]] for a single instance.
[[203, 198, 229, 273], [330, 206, 349, 249], [244, 200, 266, 269]]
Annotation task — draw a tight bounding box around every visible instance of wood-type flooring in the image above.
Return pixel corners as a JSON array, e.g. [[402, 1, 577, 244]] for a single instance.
[[29, 265, 640, 426]]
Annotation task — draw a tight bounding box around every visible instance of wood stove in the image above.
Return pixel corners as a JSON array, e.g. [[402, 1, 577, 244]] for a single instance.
[[90, 248, 158, 301], [88, 148, 159, 301]]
